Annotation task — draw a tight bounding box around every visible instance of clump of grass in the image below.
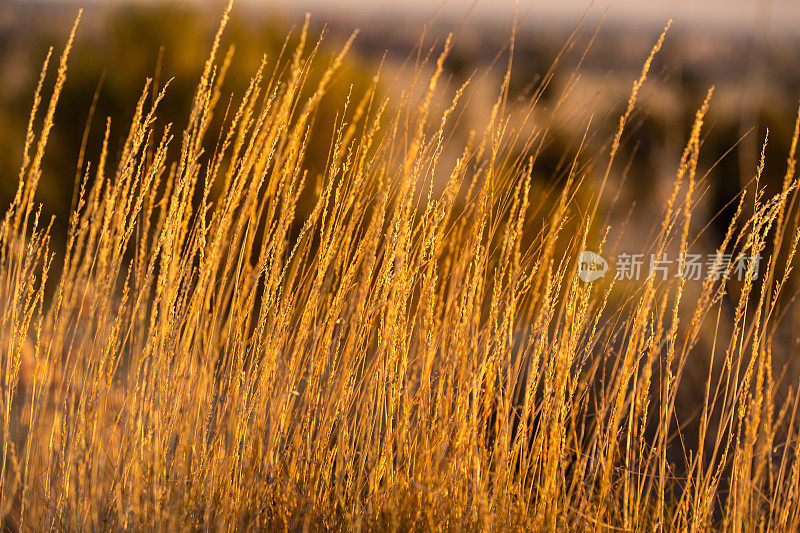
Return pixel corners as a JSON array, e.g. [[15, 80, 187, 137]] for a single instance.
[[2, 2, 800, 530]]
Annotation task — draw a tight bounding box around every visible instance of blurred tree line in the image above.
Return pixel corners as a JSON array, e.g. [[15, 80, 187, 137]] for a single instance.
[[0, 3, 375, 253]]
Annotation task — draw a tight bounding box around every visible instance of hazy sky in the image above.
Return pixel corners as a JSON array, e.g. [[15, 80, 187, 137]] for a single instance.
[[257, 0, 799, 35], [32, 0, 800, 36]]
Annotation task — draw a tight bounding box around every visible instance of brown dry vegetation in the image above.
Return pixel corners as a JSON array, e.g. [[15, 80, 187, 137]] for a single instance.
[[2, 2, 800, 530]]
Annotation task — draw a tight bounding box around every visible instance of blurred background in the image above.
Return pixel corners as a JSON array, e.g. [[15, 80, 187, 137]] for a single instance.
[[2, 0, 799, 246], [1, 0, 799, 292]]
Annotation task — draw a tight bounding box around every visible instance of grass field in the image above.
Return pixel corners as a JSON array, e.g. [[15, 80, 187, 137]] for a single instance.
[[2, 2, 800, 530]]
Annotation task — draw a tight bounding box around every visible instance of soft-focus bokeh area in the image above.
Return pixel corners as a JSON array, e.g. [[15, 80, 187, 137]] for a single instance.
[[2, 0, 800, 251]]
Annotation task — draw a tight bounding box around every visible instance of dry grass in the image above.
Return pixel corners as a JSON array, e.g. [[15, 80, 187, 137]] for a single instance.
[[2, 3, 800, 530]]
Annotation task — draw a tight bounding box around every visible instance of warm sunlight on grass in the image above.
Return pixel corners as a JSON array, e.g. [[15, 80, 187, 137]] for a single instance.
[[2, 2, 800, 530]]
